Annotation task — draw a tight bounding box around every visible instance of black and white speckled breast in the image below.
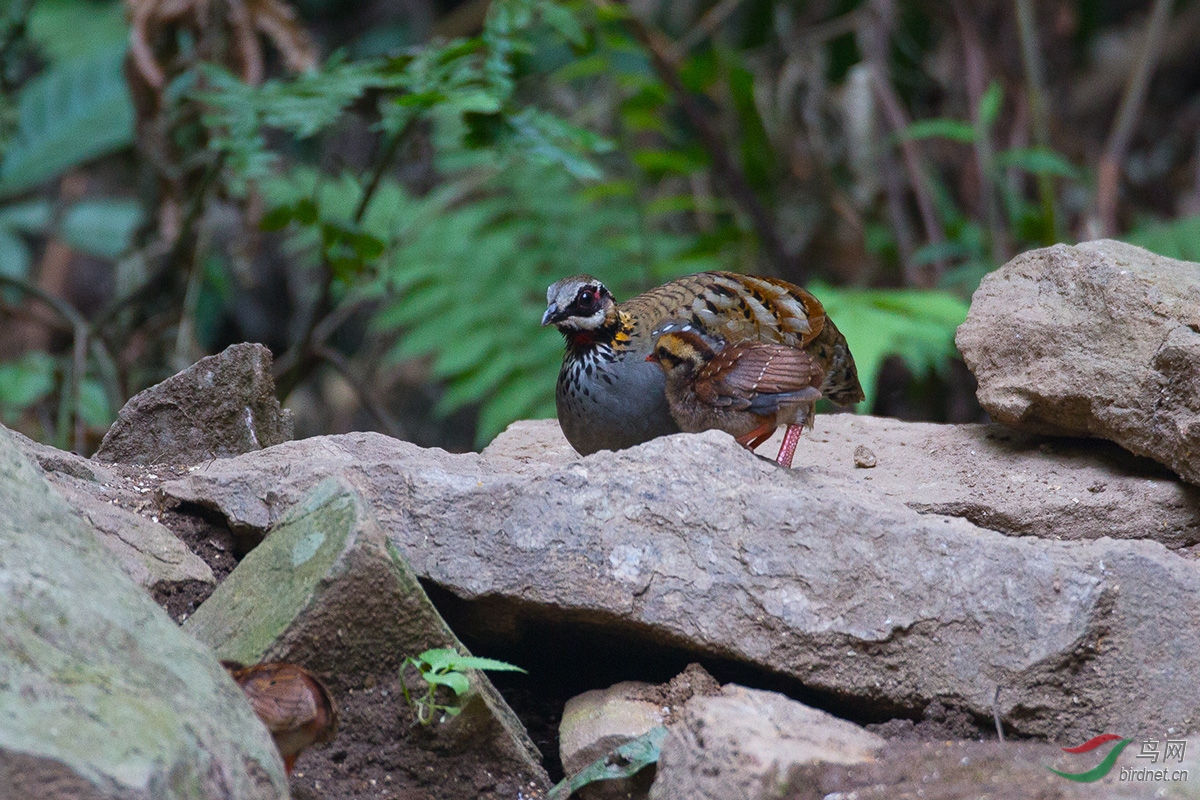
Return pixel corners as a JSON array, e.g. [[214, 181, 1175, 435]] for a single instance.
[[555, 340, 678, 455]]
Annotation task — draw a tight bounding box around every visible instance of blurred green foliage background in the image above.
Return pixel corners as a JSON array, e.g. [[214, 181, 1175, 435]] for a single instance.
[[0, 0, 1193, 452]]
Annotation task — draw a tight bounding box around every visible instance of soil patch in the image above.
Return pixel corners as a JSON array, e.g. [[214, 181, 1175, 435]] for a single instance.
[[289, 673, 547, 800]]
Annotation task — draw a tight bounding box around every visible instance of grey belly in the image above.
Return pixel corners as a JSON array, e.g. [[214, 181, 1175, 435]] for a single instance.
[[556, 359, 679, 455]]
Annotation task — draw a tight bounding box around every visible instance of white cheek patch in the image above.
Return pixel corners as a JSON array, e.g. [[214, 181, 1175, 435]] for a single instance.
[[572, 310, 607, 330]]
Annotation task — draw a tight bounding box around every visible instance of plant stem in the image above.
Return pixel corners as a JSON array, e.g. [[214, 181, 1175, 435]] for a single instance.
[[952, 0, 1008, 268], [276, 122, 412, 399], [860, 0, 945, 286], [1012, 0, 1059, 244], [1097, 0, 1176, 237], [0, 273, 109, 453]]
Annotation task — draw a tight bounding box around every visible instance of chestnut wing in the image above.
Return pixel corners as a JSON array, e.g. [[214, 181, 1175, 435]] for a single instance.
[[695, 343, 824, 411]]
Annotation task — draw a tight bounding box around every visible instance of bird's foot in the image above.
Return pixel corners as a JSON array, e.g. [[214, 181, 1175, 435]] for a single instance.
[[775, 424, 802, 468]]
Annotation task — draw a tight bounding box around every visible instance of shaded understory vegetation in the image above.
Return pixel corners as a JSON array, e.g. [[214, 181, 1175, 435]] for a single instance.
[[0, 0, 1193, 452]]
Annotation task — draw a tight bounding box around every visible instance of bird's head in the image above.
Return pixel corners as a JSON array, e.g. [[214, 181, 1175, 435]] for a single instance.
[[542, 275, 616, 332], [646, 325, 716, 375]]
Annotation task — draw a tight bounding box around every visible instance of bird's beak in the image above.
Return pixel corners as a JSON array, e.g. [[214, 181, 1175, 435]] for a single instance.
[[541, 304, 559, 326], [645, 353, 659, 363]]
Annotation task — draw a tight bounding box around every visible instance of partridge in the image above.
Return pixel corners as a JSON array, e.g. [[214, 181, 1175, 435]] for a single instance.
[[542, 271, 863, 457], [647, 326, 824, 467], [222, 660, 338, 774]]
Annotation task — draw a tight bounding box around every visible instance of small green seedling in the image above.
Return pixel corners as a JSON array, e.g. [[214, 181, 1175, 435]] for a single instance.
[[400, 647, 525, 725]]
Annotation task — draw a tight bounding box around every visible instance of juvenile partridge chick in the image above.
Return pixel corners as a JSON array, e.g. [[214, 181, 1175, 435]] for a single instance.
[[222, 661, 338, 775], [647, 327, 824, 467], [543, 271, 863, 456]]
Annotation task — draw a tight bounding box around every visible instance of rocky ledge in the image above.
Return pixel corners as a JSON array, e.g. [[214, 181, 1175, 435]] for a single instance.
[[2, 241, 1199, 800]]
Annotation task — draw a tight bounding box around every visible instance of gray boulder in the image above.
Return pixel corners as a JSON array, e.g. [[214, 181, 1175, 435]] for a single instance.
[[956, 240, 1200, 485], [767, 736, 1197, 799], [184, 477, 550, 797], [95, 342, 293, 465], [161, 427, 1200, 742], [649, 685, 884, 800], [11, 430, 214, 590], [0, 426, 287, 800], [741, 414, 1200, 548]]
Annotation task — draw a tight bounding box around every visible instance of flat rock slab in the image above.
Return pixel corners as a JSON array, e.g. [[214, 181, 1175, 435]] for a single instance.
[[493, 417, 1200, 548], [956, 240, 1200, 486], [787, 737, 1199, 799], [95, 342, 293, 465], [185, 478, 550, 797], [650, 684, 884, 800], [162, 430, 1200, 742], [0, 427, 287, 800]]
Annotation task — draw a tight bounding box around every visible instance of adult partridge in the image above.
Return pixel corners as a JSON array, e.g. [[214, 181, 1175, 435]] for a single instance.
[[647, 326, 825, 467], [542, 271, 863, 458]]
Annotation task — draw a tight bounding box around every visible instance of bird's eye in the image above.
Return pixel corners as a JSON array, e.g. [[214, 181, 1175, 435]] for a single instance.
[[576, 288, 597, 310]]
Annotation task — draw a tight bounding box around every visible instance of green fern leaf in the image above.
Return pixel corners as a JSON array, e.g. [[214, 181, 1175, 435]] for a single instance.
[[0, 44, 134, 197], [1125, 215, 1200, 262], [815, 285, 970, 412]]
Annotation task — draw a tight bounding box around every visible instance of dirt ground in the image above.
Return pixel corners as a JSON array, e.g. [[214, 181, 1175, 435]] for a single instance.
[[287, 672, 547, 800]]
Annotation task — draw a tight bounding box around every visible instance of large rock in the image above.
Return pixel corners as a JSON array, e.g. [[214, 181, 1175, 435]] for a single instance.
[[649, 685, 884, 800], [95, 342, 293, 465], [560, 682, 666, 779], [751, 414, 1200, 548], [956, 240, 1200, 486], [498, 417, 1200, 548], [161, 428, 1200, 742], [0, 426, 287, 800], [185, 478, 550, 797], [776, 737, 1198, 799], [11, 430, 214, 590]]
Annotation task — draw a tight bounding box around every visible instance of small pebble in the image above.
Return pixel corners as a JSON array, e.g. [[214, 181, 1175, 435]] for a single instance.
[[853, 445, 877, 469]]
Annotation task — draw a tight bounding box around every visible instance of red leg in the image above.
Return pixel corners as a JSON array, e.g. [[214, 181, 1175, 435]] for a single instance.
[[746, 428, 775, 450], [775, 424, 803, 468], [735, 422, 775, 452]]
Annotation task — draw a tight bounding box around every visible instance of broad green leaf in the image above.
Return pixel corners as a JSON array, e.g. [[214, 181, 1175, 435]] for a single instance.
[[0, 199, 52, 233], [554, 52, 611, 82], [431, 333, 499, 379], [60, 199, 143, 260], [450, 656, 526, 673], [434, 352, 520, 414], [633, 148, 705, 175], [1125, 214, 1200, 262], [475, 372, 553, 445], [548, 726, 668, 800], [423, 671, 471, 696], [976, 81, 1003, 128], [416, 648, 460, 672], [815, 285, 970, 412], [0, 352, 56, 415], [28, 0, 128, 63], [295, 198, 320, 225], [540, 2, 587, 46], [77, 378, 112, 428], [261, 205, 296, 231], [0, 44, 134, 197], [995, 147, 1080, 180], [893, 118, 976, 144]]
